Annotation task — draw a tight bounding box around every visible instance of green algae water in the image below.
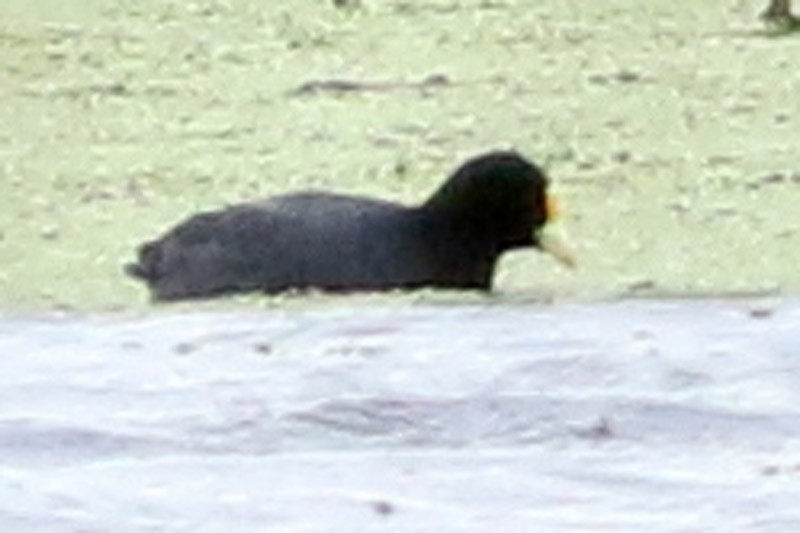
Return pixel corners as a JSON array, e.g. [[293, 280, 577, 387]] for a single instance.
[[2, 5, 799, 530], [0, 0, 798, 311]]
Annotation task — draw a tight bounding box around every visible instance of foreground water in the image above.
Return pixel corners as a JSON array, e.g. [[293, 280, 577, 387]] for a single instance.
[[1, 298, 799, 531]]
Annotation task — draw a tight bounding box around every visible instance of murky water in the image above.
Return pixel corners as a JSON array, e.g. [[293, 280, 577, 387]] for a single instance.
[[1, 298, 798, 531], [2, 0, 799, 310], [2, 3, 798, 529]]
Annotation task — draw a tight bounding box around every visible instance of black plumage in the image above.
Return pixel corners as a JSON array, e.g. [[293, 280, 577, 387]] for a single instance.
[[125, 151, 574, 301]]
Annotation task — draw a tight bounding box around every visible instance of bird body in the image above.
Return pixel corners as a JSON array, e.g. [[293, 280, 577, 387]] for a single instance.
[[126, 151, 574, 301]]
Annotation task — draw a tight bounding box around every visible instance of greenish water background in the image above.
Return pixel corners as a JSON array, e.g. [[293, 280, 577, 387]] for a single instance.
[[1, 0, 798, 311]]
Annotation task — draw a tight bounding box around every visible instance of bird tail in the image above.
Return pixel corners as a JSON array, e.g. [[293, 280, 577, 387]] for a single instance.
[[124, 242, 160, 282]]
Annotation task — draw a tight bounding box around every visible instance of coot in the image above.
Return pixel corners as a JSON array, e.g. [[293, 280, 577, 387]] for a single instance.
[[125, 151, 575, 301]]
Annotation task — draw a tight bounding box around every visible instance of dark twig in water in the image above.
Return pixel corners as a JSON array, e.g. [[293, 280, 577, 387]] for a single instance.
[[760, 0, 800, 31], [332, 0, 362, 9], [289, 74, 451, 97]]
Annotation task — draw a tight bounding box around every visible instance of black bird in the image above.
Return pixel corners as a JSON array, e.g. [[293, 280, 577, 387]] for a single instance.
[[125, 151, 575, 301]]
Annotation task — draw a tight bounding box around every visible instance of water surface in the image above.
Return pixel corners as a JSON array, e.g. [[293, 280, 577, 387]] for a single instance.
[[1, 298, 798, 531]]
